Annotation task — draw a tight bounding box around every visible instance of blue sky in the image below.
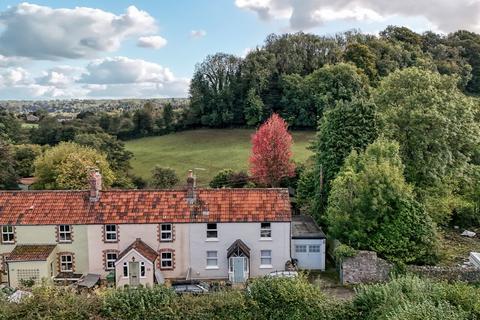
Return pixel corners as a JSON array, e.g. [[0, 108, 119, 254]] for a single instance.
[[0, 0, 477, 100]]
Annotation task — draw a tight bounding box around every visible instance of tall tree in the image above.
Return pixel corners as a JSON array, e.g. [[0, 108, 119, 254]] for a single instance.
[[326, 139, 438, 265], [311, 99, 378, 218], [0, 139, 19, 189], [249, 114, 295, 187], [34, 142, 114, 190]]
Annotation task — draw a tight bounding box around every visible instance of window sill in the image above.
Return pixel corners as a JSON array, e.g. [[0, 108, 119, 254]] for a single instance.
[[259, 265, 273, 269], [259, 238, 272, 241], [1, 242, 15, 245], [104, 240, 118, 243], [58, 241, 72, 244], [205, 266, 219, 270], [205, 238, 219, 242]]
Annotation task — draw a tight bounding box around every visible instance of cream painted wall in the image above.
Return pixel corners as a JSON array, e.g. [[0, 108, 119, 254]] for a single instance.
[[0, 225, 90, 279], [86, 224, 190, 280], [114, 249, 155, 287], [7, 249, 57, 288], [188, 222, 291, 280]]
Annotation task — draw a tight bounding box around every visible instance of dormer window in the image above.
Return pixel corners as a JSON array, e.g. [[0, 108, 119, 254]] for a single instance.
[[58, 225, 72, 243], [104, 224, 118, 242]]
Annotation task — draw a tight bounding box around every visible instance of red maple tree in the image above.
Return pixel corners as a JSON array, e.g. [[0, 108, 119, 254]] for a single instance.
[[249, 113, 296, 187]]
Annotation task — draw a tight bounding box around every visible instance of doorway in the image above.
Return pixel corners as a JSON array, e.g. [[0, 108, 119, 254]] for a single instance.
[[129, 262, 140, 286]]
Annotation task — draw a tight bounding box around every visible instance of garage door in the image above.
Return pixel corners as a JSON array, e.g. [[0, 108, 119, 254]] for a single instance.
[[294, 243, 324, 270]]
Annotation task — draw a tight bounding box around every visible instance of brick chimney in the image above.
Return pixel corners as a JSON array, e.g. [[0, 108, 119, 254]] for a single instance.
[[89, 169, 102, 202], [186, 170, 196, 204]]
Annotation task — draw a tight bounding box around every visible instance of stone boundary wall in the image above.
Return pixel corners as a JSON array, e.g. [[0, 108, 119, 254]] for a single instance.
[[408, 265, 480, 283], [340, 250, 392, 285]]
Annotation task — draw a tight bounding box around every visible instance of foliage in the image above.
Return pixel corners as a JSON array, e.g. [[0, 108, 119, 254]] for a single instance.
[[0, 110, 22, 143], [34, 142, 114, 190], [101, 285, 176, 320], [11, 144, 43, 177], [295, 167, 316, 213], [374, 68, 480, 224], [313, 98, 378, 216], [326, 139, 439, 264], [0, 139, 19, 189], [249, 114, 295, 187], [247, 274, 349, 320], [352, 276, 480, 320], [333, 244, 357, 260], [150, 166, 180, 189], [210, 169, 249, 188]]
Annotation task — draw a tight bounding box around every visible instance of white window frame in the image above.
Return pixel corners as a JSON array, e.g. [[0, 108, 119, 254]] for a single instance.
[[104, 225, 117, 242], [123, 262, 128, 278], [206, 251, 218, 269], [260, 250, 272, 268], [309, 245, 321, 253], [105, 252, 117, 270], [58, 225, 72, 242], [160, 224, 173, 241], [295, 245, 307, 253], [1, 225, 15, 244], [60, 254, 73, 272], [206, 223, 218, 239], [260, 222, 272, 239], [161, 252, 173, 269]]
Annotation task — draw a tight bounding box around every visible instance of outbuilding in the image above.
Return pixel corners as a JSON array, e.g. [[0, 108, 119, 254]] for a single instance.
[[291, 215, 326, 271]]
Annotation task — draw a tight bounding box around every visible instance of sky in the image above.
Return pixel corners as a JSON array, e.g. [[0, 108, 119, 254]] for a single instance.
[[0, 0, 479, 100]]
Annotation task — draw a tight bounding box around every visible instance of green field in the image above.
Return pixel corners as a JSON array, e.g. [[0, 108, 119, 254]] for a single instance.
[[125, 129, 315, 186]]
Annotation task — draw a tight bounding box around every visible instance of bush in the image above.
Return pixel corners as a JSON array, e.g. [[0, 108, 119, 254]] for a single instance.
[[209, 169, 249, 188], [352, 276, 480, 320], [101, 285, 176, 320], [150, 166, 180, 189], [386, 301, 469, 320], [247, 274, 348, 320], [334, 244, 357, 261], [3, 285, 100, 320]]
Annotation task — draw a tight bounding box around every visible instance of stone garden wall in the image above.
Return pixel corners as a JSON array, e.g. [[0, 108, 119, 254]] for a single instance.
[[407, 265, 480, 283], [340, 250, 392, 285]]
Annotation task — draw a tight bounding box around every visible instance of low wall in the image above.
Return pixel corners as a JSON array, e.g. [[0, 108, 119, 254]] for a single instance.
[[340, 251, 392, 285], [408, 265, 480, 283]]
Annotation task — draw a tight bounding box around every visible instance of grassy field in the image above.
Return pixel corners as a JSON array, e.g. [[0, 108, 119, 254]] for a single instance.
[[125, 129, 315, 186]]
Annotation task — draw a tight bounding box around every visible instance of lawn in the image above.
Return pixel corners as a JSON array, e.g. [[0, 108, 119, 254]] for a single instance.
[[125, 129, 315, 186]]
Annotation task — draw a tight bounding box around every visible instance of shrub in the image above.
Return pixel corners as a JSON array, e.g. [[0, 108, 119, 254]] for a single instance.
[[3, 285, 100, 320], [150, 166, 180, 189], [210, 169, 249, 188], [100, 285, 176, 320], [334, 244, 357, 261], [386, 301, 469, 320], [247, 274, 348, 320]]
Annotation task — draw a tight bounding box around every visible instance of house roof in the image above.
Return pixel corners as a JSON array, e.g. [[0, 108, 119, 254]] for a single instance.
[[6, 244, 56, 262], [291, 215, 326, 239], [118, 238, 158, 262], [0, 189, 291, 225]]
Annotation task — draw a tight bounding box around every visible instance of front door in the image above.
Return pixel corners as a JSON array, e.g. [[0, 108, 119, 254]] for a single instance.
[[232, 257, 245, 283], [129, 262, 140, 287]]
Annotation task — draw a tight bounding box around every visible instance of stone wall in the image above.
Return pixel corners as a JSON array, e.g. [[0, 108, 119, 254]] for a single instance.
[[340, 250, 392, 285], [408, 265, 480, 283]]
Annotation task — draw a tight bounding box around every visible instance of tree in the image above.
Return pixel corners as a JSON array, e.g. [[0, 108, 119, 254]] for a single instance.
[[344, 43, 378, 82], [210, 169, 249, 188], [12, 144, 43, 177], [162, 103, 175, 132], [244, 88, 264, 126], [374, 68, 480, 200], [0, 111, 22, 143], [73, 133, 132, 172], [0, 139, 19, 189], [34, 142, 114, 190], [326, 139, 438, 265], [150, 166, 179, 189], [249, 114, 295, 187], [133, 105, 154, 136], [313, 99, 378, 217], [306, 63, 370, 118]]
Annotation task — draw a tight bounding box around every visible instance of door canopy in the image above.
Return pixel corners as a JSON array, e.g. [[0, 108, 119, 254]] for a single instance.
[[227, 239, 250, 258]]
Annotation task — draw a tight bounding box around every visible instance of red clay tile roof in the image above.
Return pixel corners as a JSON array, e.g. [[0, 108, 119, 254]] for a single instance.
[[0, 189, 291, 225], [6, 244, 56, 262], [118, 238, 158, 262]]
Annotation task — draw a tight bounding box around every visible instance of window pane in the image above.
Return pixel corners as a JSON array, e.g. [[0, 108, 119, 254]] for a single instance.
[[309, 245, 321, 253], [161, 224, 171, 231], [295, 245, 307, 253]]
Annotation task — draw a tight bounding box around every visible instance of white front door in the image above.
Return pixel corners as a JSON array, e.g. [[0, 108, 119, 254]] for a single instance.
[[129, 262, 140, 286]]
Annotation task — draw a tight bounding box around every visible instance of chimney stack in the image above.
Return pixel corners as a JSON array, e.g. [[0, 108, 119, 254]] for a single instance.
[[89, 169, 102, 202], [186, 170, 196, 204]]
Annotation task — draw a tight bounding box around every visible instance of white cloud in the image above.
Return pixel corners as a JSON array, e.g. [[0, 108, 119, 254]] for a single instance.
[[80, 56, 175, 84], [0, 3, 158, 60], [137, 35, 168, 49], [0, 67, 31, 86], [190, 30, 207, 38], [235, 0, 480, 32]]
